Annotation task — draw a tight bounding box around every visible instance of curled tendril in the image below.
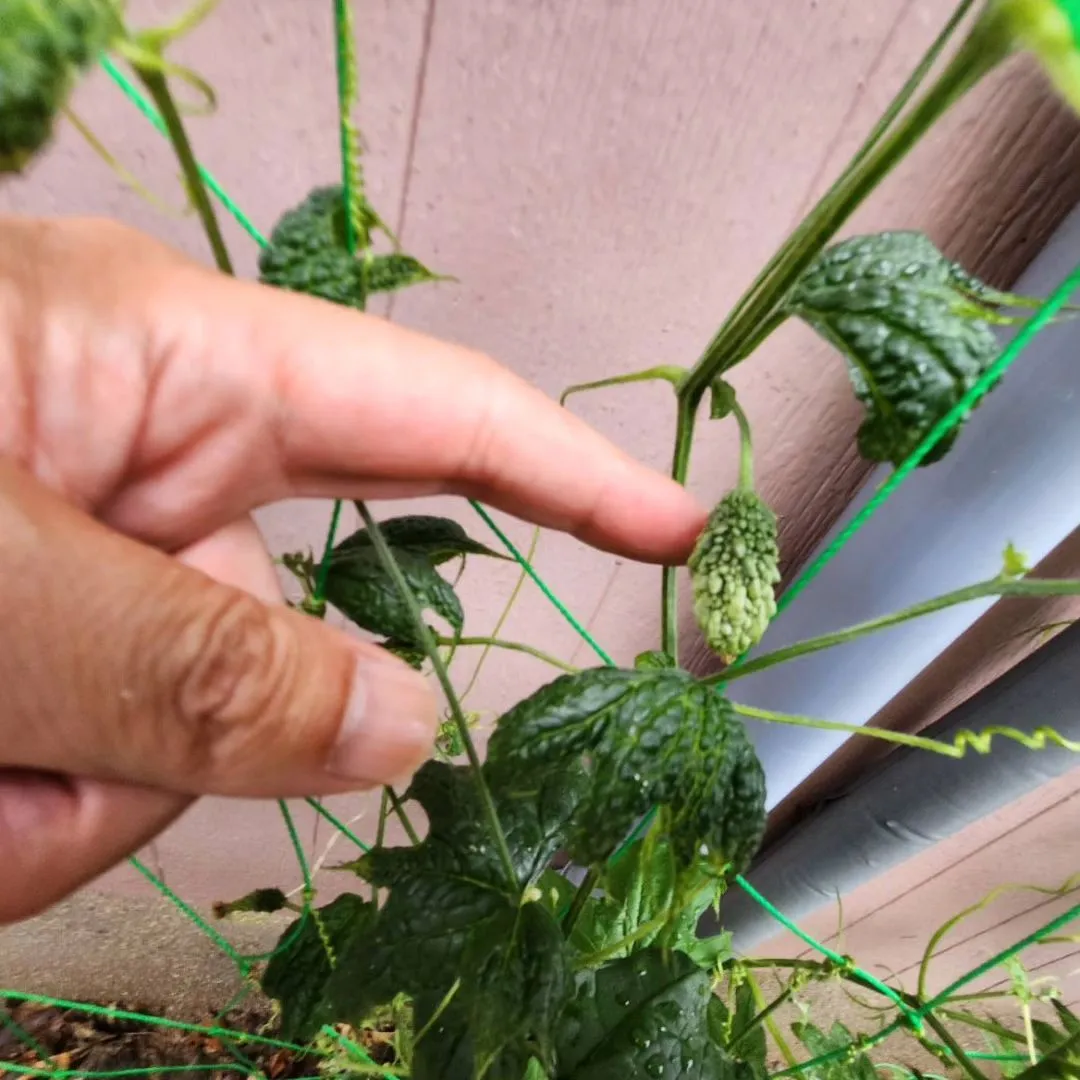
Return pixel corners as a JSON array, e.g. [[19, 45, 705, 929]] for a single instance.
[[734, 704, 1080, 761], [113, 39, 217, 115], [945, 724, 1080, 759]]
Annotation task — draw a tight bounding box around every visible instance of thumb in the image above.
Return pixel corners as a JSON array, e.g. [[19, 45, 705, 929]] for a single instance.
[[0, 461, 438, 798]]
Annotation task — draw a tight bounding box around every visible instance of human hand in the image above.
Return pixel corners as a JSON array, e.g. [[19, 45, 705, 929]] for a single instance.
[[0, 216, 706, 922]]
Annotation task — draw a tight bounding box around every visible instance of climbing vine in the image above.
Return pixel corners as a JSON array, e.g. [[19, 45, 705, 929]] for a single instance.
[[5, 1, 1080, 1079]]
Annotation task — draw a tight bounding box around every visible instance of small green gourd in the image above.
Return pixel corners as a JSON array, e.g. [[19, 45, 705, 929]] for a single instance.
[[688, 393, 780, 663], [0, 0, 119, 172], [688, 488, 780, 664]]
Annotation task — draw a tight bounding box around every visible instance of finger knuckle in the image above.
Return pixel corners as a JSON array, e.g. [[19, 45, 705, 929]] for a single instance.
[[170, 589, 297, 778]]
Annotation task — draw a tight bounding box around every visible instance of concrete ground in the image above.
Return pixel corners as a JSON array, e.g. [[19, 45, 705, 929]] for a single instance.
[[1, 892, 1019, 1075]]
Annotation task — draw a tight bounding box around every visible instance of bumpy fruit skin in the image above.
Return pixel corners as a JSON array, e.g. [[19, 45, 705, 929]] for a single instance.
[[688, 489, 781, 663], [0, 0, 117, 172]]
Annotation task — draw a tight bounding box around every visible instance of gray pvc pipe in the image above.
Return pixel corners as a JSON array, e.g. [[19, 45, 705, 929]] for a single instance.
[[733, 203, 1080, 810], [719, 620, 1080, 952]]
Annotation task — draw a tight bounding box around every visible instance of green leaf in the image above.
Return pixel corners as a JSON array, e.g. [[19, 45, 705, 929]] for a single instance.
[[379, 635, 430, 670], [1001, 541, 1030, 580], [633, 650, 677, 671], [259, 186, 445, 308], [325, 761, 585, 1031], [336, 513, 508, 565], [411, 996, 473, 1080], [365, 252, 448, 293], [787, 231, 1004, 467], [791, 1021, 877, 1080], [322, 545, 463, 643], [682, 929, 733, 972], [1008, 1029, 1080, 1080], [406, 905, 571, 1080], [728, 983, 767, 1080], [261, 893, 376, 1041], [570, 836, 730, 971], [569, 837, 678, 961], [556, 949, 743, 1079], [535, 868, 578, 918], [487, 668, 767, 873], [322, 513, 510, 644], [212, 887, 288, 919], [464, 903, 570, 1078]]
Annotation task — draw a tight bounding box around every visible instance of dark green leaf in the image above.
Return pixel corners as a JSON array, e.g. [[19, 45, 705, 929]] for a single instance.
[[366, 252, 446, 293], [379, 636, 430, 670], [569, 836, 678, 961], [787, 230, 1003, 467], [464, 903, 570, 1078], [212, 887, 288, 919], [709, 378, 738, 420], [487, 668, 766, 873], [791, 1021, 877, 1080], [322, 545, 462, 643], [728, 983, 766, 1079], [261, 893, 376, 1041], [336, 513, 507, 565], [633, 650, 676, 671], [682, 929, 733, 972], [1009, 1030, 1080, 1080], [411, 997, 473, 1080], [1054, 1001, 1080, 1037], [259, 186, 444, 308], [326, 762, 585, 1026], [556, 949, 743, 1079], [535, 868, 578, 918]]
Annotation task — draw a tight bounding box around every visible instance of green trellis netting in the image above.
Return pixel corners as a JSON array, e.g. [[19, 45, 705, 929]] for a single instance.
[[3, 8, 1080, 1078]]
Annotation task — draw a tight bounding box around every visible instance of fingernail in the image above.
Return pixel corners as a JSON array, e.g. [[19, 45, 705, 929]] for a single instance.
[[327, 649, 438, 785], [0, 770, 76, 838]]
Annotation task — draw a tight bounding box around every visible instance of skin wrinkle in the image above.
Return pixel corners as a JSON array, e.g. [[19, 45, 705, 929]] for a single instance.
[[0, 215, 705, 920]]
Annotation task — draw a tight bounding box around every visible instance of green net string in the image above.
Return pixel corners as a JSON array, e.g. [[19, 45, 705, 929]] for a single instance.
[[3, 43, 1056, 1080]]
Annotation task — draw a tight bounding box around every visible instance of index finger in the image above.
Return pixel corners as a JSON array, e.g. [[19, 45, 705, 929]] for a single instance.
[[124, 262, 709, 563]]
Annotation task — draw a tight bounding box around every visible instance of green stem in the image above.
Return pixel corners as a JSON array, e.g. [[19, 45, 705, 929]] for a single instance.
[[712, 576, 1080, 685], [435, 635, 579, 674], [413, 980, 461, 1050], [730, 985, 794, 1051], [923, 1012, 991, 1080], [310, 498, 345, 611], [661, 394, 699, 661], [134, 67, 233, 275], [460, 527, 540, 705], [580, 910, 672, 967], [372, 788, 389, 905], [731, 399, 754, 492], [356, 503, 518, 891], [677, 7, 1002, 408], [562, 867, 600, 936], [847, 0, 978, 171], [387, 787, 422, 845], [937, 1009, 1027, 1043], [332, 0, 366, 254], [560, 365, 687, 406], [745, 970, 799, 1069]]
